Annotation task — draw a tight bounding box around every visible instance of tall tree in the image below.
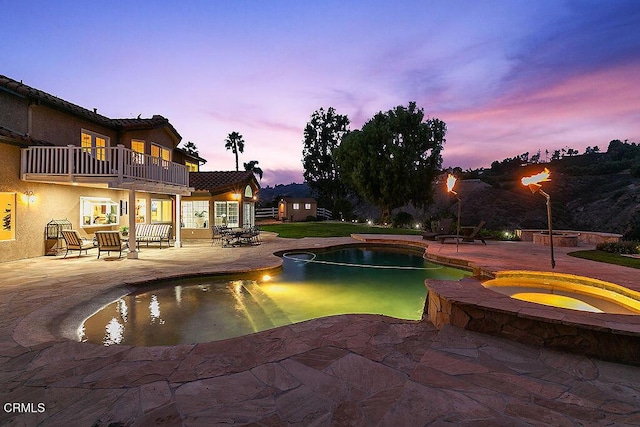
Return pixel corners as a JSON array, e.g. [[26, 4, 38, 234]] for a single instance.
[[335, 102, 445, 223], [302, 107, 350, 209], [244, 160, 264, 180], [224, 131, 245, 171]]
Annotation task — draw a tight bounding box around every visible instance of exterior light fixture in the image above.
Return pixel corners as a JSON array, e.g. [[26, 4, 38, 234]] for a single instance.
[[23, 190, 36, 204], [521, 168, 555, 269], [446, 174, 461, 252]]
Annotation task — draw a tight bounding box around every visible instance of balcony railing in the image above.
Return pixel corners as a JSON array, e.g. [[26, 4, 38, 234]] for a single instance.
[[21, 145, 189, 189]]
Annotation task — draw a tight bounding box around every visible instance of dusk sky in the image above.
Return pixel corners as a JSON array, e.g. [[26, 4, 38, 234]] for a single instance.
[[2, 1, 639, 186]]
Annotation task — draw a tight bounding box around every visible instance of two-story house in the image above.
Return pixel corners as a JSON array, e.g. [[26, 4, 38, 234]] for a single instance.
[[0, 75, 208, 262]]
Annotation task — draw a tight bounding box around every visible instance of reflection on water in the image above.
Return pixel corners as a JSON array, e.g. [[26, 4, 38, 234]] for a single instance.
[[511, 292, 603, 313], [80, 247, 470, 346]]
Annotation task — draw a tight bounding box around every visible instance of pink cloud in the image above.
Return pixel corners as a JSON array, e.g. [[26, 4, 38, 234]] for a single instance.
[[442, 61, 640, 169]]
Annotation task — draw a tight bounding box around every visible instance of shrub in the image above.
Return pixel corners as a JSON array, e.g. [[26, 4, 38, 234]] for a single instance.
[[392, 211, 414, 228], [596, 241, 640, 255], [305, 215, 318, 222]]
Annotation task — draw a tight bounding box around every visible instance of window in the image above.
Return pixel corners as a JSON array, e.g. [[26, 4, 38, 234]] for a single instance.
[[135, 198, 147, 223], [81, 130, 109, 161], [185, 161, 198, 172], [214, 201, 239, 227], [293, 203, 300, 210], [305, 203, 311, 210], [1, 192, 16, 241], [131, 139, 145, 164], [244, 185, 253, 198], [80, 197, 118, 226], [151, 143, 170, 160], [181, 200, 209, 229], [151, 199, 172, 222], [151, 143, 171, 169]]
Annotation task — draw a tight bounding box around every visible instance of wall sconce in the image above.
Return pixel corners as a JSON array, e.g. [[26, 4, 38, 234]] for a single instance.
[[23, 190, 36, 204], [232, 193, 241, 200]]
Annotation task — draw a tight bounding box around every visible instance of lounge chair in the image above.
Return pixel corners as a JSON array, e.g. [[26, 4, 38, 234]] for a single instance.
[[95, 231, 127, 259], [422, 218, 453, 240], [61, 229, 95, 258], [437, 221, 487, 245]]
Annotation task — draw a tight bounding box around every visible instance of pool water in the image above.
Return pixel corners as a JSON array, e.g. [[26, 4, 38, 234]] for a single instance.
[[483, 272, 640, 315], [80, 246, 469, 346]]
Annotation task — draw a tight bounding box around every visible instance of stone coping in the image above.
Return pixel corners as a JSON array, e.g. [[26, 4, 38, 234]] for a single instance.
[[517, 229, 622, 245]]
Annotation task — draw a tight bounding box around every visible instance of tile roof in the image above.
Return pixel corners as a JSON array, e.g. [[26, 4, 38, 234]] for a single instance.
[[189, 171, 259, 194], [0, 75, 181, 141], [111, 115, 181, 141]]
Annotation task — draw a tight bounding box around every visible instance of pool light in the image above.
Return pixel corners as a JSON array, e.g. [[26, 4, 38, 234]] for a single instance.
[[521, 168, 555, 269]]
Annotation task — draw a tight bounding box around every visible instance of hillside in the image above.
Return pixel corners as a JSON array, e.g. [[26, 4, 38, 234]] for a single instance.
[[427, 174, 640, 236]]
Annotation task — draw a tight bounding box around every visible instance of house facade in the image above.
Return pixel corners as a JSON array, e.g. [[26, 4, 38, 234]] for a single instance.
[[0, 75, 209, 262], [185, 171, 260, 239]]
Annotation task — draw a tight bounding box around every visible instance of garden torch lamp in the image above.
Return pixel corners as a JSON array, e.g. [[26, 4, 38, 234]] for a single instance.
[[521, 168, 555, 269], [446, 174, 461, 252]]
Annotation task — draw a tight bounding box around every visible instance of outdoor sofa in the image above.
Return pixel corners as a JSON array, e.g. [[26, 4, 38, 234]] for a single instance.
[[135, 223, 172, 248]]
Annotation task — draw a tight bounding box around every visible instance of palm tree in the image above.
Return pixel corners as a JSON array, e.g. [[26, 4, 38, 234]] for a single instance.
[[224, 131, 245, 171], [243, 160, 263, 180]]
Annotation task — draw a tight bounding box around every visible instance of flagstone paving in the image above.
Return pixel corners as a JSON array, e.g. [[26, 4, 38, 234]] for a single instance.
[[1, 233, 639, 425]]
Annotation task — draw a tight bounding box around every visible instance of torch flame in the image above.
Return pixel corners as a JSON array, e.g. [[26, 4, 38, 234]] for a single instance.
[[446, 174, 457, 192], [521, 168, 551, 186]]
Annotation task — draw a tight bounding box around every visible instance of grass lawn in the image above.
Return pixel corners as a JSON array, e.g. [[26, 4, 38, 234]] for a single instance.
[[568, 250, 640, 269], [258, 221, 423, 238]]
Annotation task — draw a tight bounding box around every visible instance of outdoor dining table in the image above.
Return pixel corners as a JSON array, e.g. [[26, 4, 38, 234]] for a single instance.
[[221, 228, 254, 247]]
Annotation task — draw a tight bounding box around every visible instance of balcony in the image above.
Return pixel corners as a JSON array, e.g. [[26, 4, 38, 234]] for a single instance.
[[21, 145, 192, 195]]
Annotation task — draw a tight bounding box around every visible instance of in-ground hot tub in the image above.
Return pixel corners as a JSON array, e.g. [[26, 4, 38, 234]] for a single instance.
[[426, 269, 640, 365], [482, 270, 640, 314]]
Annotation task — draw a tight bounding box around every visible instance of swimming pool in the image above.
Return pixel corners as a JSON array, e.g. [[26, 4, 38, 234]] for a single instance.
[[79, 245, 470, 346]]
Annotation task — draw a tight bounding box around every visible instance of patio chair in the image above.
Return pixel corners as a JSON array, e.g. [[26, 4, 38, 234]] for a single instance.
[[422, 218, 453, 240], [95, 231, 127, 259], [61, 229, 95, 258], [239, 226, 261, 245], [211, 226, 224, 246], [437, 220, 487, 245]]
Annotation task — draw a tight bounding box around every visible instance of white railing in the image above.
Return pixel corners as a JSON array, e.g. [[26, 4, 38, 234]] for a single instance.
[[256, 206, 332, 220], [21, 145, 189, 187], [256, 207, 278, 219], [317, 207, 332, 219]]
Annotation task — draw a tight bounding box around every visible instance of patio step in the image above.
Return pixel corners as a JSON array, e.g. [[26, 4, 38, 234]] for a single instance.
[[242, 283, 293, 328]]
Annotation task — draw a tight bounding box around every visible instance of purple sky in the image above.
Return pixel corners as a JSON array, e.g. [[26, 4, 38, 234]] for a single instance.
[[2, 1, 639, 186]]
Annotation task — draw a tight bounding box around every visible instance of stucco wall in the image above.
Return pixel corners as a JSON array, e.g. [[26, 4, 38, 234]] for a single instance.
[[123, 128, 178, 151], [0, 90, 29, 134], [29, 104, 118, 147]]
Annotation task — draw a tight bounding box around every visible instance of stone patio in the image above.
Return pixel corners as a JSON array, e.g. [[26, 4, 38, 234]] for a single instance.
[[1, 233, 640, 425]]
